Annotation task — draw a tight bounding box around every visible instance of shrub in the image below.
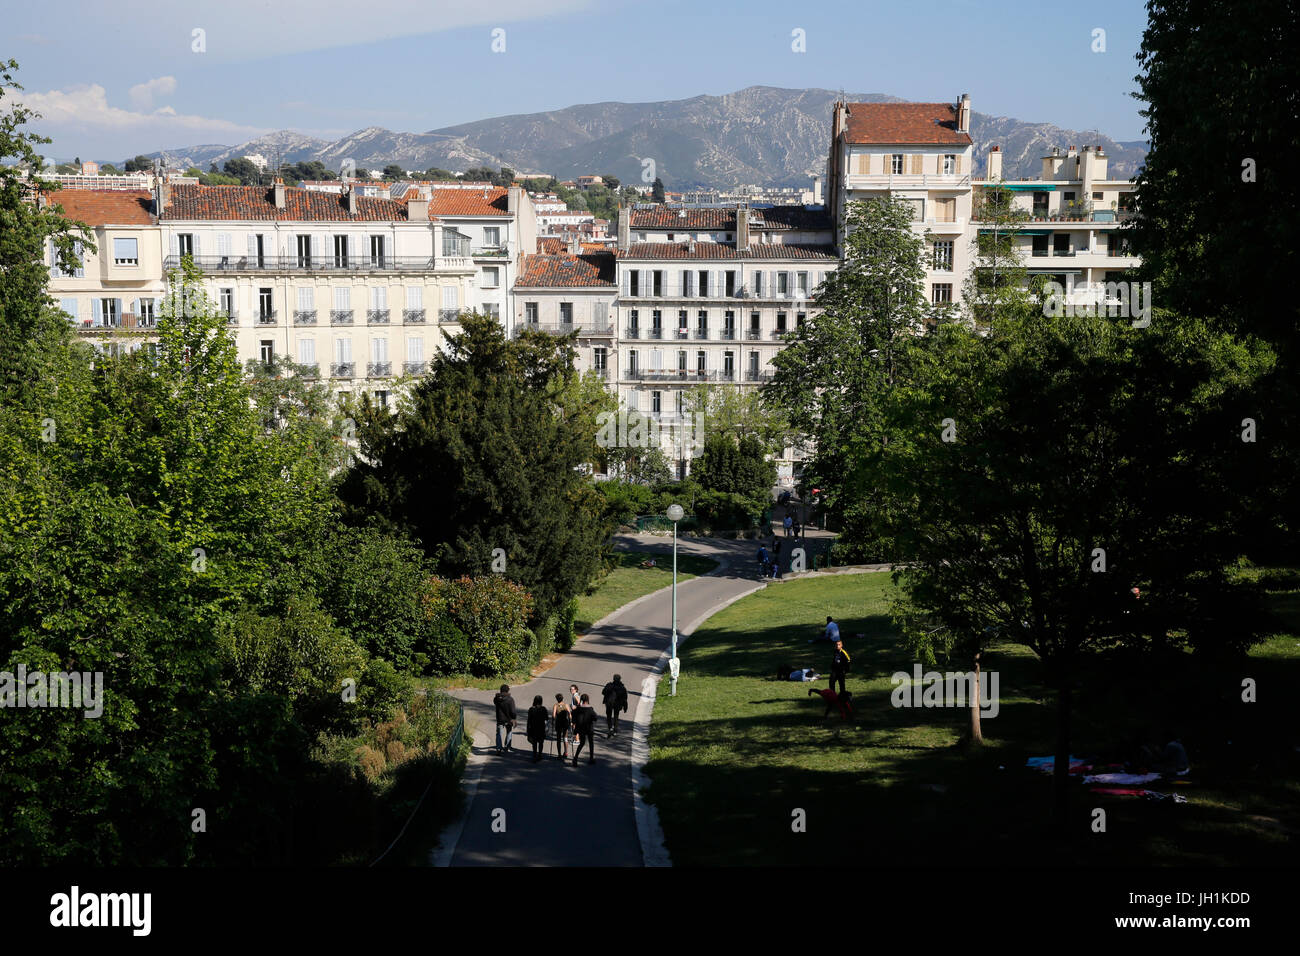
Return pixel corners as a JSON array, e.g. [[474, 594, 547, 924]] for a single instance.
[[426, 575, 534, 677], [556, 597, 580, 652]]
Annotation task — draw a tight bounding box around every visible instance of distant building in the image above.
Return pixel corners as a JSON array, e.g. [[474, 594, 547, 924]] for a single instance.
[[243, 153, 269, 171]]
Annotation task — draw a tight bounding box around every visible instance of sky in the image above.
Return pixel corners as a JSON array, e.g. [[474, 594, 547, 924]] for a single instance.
[[5, 0, 1152, 163]]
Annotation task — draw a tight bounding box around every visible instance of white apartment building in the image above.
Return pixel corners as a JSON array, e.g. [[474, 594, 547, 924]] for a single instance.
[[157, 179, 476, 405], [43, 189, 166, 360], [976, 144, 1141, 306], [514, 241, 617, 381], [826, 95, 976, 311]]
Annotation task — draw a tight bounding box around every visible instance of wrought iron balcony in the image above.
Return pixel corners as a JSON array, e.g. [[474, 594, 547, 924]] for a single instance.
[[625, 327, 640, 339], [299, 362, 320, 378], [367, 361, 392, 378], [746, 369, 775, 381], [403, 308, 426, 324], [330, 310, 354, 325], [330, 362, 355, 378], [293, 310, 317, 325], [745, 328, 762, 340], [367, 309, 390, 325], [403, 360, 428, 375], [439, 308, 460, 322], [225, 311, 238, 325], [694, 329, 709, 339], [720, 329, 736, 340], [163, 254, 438, 274], [256, 311, 278, 325]]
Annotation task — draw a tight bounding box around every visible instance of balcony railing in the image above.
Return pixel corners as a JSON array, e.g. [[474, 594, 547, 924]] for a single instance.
[[330, 310, 354, 325], [720, 329, 736, 341], [473, 245, 508, 257], [719, 370, 737, 381], [403, 309, 426, 324], [649, 328, 664, 340], [367, 309, 390, 325], [299, 362, 320, 378], [746, 328, 762, 340], [225, 311, 238, 325], [331, 362, 355, 378], [367, 361, 392, 378], [675, 328, 690, 339], [625, 327, 640, 339], [439, 308, 461, 322], [746, 369, 775, 381], [163, 254, 440, 273], [293, 310, 317, 325], [694, 329, 709, 339], [771, 328, 789, 339], [256, 311, 278, 325], [403, 360, 428, 375]]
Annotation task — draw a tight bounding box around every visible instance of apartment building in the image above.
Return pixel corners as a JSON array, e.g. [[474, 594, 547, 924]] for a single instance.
[[43, 189, 166, 360], [975, 144, 1140, 306], [826, 95, 975, 311], [157, 179, 475, 405], [514, 240, 617, 381]]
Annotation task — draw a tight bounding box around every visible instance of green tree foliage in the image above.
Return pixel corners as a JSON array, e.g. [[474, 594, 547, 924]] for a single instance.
[[964, 182, 1043, 329], [382, 164, 405, 181], [651, 177, 666, 203], [427, 576, 535, 675], [222, 157, 263, 185], [123, 154, 153, 173], [692, 432, 775, 501], [424, 167, 456, 180], [765, 196, 929, 559], [339, 313, 611, 624]]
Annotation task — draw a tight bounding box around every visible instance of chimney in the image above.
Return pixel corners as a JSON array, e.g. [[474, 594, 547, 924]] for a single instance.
[[272, 176, 286, 210], [736, 203, 750, 249], [957, 93, 971, 133], [408, 196, 429, 221], [567, 233, 580, 255], [157, 178, 171, 220], [617, 206, 630, 252], [346, 184, 359, 215], [986, 146, 1002, 181]]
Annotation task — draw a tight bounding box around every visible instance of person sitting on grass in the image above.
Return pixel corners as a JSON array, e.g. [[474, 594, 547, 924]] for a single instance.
[[639, 557, 657, 569], [808, 687, 854, 719]]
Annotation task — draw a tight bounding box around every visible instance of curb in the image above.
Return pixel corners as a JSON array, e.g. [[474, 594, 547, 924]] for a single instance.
[[429, 721, 489, 867]]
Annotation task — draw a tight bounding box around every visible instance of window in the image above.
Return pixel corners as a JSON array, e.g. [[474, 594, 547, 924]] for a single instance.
[[629, 309, 640, 333], [99, 298, 120, 327], [483, 226, 501, 247], [334, 235, 349, 267], [259, 288, 273, 318], [59, 297, 79, 324], [177, 234, 194, 258], [371, 337, 388, 362], [406, 286, 423, 309], [749, 351, 759, 375], [482, 267, 500, 288], [370, 235, 386, 267], [335, 287, 351, 312], [593, 347, 607, 371], [796, 272, 809, 296], [219, 287, 234, 317], [296, 235, 312, 268], [443, 230, 470, 257], [777, 273, 789, 297], [297, 286, 315, 313], [723, 310, 735, 337], [652, 270, 664, 296], [1032, 235, 1049, 258], [442, 286, 457, 314], [335, 337, 352, 363], [723, 351, 735, 377], [652, 390, 662, 414], [901, 198, 924, 221], [652, 310, 663, 335], [369, 286, 387, 311], [259, 339, 274, 365], [629, 271, 640, 297], [796, 312, 806, 328], [1092, 191, 1104, 201], [594, 301, 608, 325], [776, 312, 787, 332], [933, 240, 954, 271], [934, 198, 956, 223], [628, 349, 639, 375], [891, 154, 904, 174], [943, 154, 956, 175], [252, 234, 266, 268], [525, 302, 539, 324], [696, 350, 706, 374], [375, 390, 390, 409], [560, 302, 574, 325], [678, 349, 687, 371], [1053, 233, 1071, 256], [112, 237, 139, 266], [137, 298, 156, 325], [407, 337, 424, 361], [299, 338, 315, 364], [1107, 233, 1131, 256], [932, 283, 953, 305], [725, 271, 736, 297], [697, 310, 708, 335], [681, 269, 693, 296], [697, 270, 709, 296], [1032, 192, 1050, 218]]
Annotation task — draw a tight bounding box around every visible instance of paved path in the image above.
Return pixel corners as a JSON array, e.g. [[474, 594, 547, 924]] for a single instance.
[[436, 528, 827, 867]]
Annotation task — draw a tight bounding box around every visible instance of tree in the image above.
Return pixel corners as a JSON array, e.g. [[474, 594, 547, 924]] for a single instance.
[[964, 182, 1042, 330], [491, 167, 515, 187], [601, 174, 620, 190], [222, 157, 262, 185], [338, 313, 611, 625], [692, 432, 775, 500], [765, 196, 929, 559], [684, 383, 791, 457], [123, 154, 153, 173], [886, 310, 1273, 824], [382, 164, 405, 181], [651, 177, 665, 203], [424, 167, 455, 180]]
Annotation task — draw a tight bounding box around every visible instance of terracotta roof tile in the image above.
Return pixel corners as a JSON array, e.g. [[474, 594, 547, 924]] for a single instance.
[[516, 252, 616, 288], [537, 236, 566, 254], [843, 102, 972, 145], [47, 189, 155, 225], [620, 242, 837, 261], [165, 183, 413, 221], [427, 186, 509, 217], [629, 206, 831, 231]]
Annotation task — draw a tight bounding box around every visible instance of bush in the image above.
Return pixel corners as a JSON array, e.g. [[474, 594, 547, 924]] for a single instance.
[[556, 597, 579, 652], [427, 575, 534, 677], [423, 616, 471, 675]]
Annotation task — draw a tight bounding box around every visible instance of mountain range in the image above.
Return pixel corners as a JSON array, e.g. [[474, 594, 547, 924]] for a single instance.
[[145, 86, 1147, 188]]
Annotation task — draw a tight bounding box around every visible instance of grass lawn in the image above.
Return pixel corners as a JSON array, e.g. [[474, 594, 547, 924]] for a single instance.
[[644, 571, 1300, 866], [573, 550, 719, 634]]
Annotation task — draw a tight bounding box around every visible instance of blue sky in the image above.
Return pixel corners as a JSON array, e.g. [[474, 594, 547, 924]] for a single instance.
[[7, 0, 1151, 162]]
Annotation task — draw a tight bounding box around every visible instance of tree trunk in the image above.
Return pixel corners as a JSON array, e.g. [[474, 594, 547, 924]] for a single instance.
[[1053, 675, 1072, 834], [969, 651, 984, 745]]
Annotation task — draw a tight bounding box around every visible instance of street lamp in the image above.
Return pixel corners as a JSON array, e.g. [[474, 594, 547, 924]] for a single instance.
[[666, 503, 684, 695]]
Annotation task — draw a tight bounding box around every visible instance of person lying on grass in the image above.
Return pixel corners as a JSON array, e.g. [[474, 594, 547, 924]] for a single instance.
[[808, 687, 853, 719], [777, 663, 819, 681]]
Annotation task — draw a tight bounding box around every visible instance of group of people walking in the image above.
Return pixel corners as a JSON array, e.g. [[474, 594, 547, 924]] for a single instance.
[[492, 675, 630, 766]]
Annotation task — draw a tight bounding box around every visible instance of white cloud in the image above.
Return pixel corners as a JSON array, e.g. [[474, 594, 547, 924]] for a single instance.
[[128, 75, 178, 111], [16, 83, 266, 142], [98, 0, 598, 61]]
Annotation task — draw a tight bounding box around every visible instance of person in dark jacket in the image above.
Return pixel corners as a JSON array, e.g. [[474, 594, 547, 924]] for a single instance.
[[601, 674, 630, 737], [572, 693, 598, 765], [526, 695, 548, 762], [493, 684, 517, 754], [552, 693, 572, 760], [830, 640, 851, 697], [808, 687, 853, 719]]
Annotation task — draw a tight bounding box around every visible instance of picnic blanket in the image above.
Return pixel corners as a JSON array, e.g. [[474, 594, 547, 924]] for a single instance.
[[1025, 755, 1091, 774], [1083, 772, 1163, 786]]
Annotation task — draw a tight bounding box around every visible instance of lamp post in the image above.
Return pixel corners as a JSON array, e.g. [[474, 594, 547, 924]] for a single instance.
[[666, 503, 684, 695]]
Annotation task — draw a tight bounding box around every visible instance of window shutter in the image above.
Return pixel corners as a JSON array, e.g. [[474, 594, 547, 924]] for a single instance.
[[114, 299, 123, 322], [246, 233, 257, 259], [335, 287, 349, 311], [92, 299, 102, 326], [217, 233, 231, 257], [955, 154, 963, 175], [621, 269, 630, 296], [191, 234, 201, 258], [406, 286, 421, 309], [442, 286, 456, 309], [61, 297, 78, 322], [48, 240, 58, 278], [171, 233, 181, 258]]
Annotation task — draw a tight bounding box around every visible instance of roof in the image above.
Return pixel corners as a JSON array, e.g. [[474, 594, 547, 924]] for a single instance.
[[47, 189, 155, 226], [537, 236, 566, 254], [629, 206, 832, 232], [516, 252, 616, 288], [426, 186, 509, 217], [842, 102, 972, 146], [164, 183, 413, 221], [620, 242, 837, 261]]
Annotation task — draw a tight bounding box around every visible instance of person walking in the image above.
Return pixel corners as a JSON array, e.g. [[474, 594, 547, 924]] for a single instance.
[[572, 693, 598, 765], [493, 684, 518, 754], [552, 693, 572, 761], [757, 544, 770, 578], [526, 695, 548, 762], [783, 513, 794, 537], [830, 639, 851, 698], [601, 674, 630, 737], [569, 684, 582, 712]]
